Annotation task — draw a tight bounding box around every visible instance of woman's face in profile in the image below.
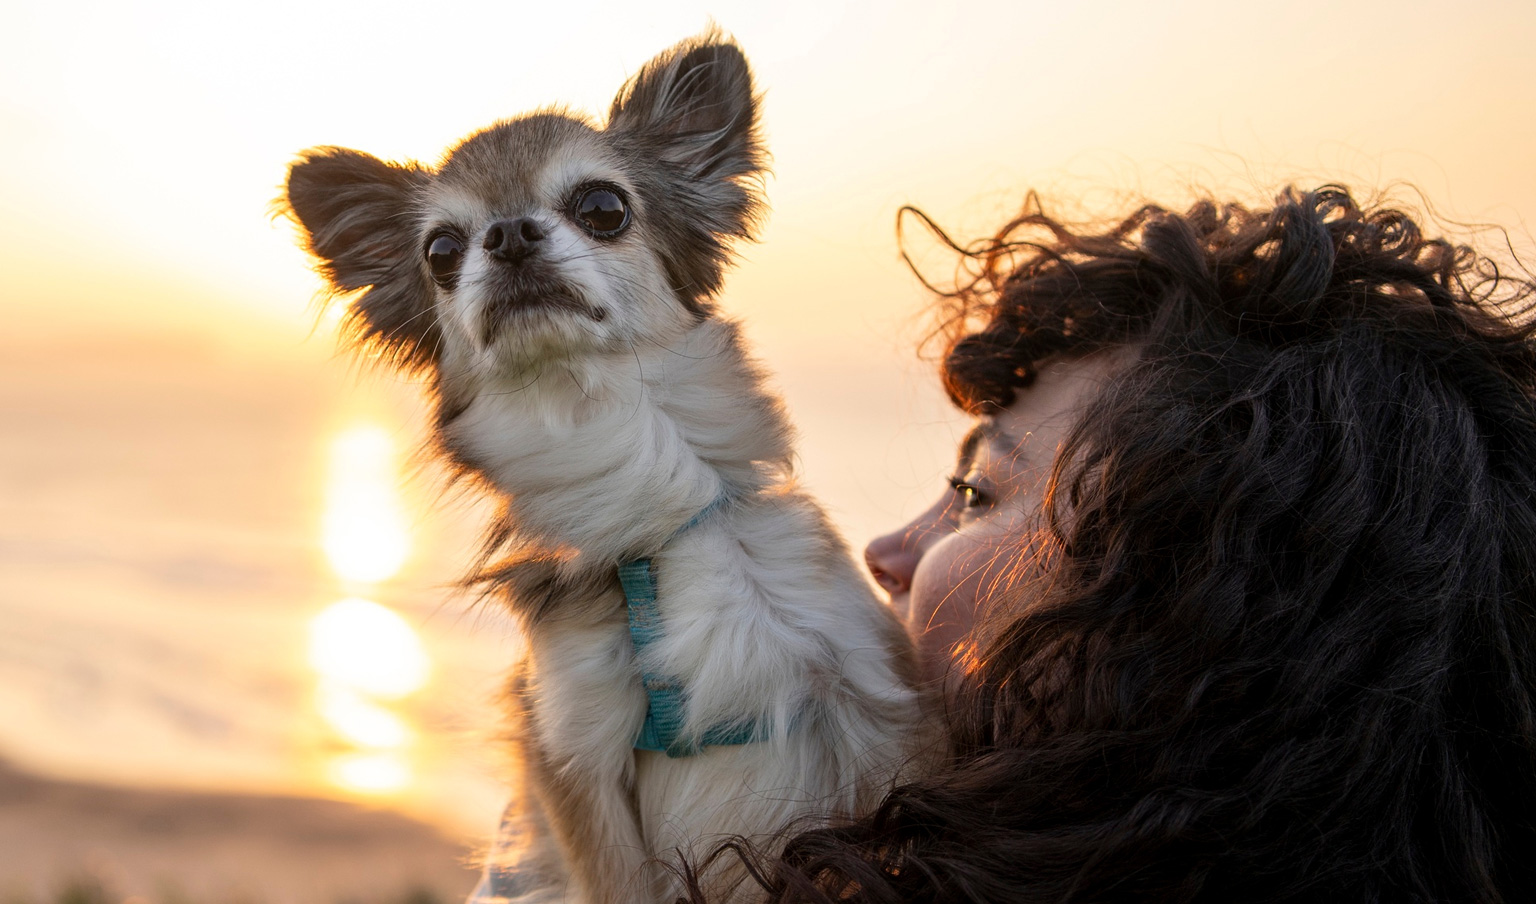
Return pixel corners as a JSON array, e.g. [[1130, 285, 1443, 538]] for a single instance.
[[865, 354, 1120, 679]]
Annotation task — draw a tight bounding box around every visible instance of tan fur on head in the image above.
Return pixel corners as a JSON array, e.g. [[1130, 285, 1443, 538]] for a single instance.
[[282, 30, 934, 904]]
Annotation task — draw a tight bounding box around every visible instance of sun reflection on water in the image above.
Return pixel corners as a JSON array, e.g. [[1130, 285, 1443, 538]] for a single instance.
[[328, 751, 413, 793], [316, 681, 411, 748], [323, 427, 410, 584], [310, 597, 428, 698], [311, 425, 428, 796]]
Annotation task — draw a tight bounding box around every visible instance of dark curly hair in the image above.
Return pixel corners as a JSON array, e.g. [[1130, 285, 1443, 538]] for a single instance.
[[688, 186, 1536, 902]]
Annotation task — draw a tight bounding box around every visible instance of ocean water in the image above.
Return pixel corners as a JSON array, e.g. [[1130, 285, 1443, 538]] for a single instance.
[[0, 312, 962, 838], [0, 326, 521, 834]]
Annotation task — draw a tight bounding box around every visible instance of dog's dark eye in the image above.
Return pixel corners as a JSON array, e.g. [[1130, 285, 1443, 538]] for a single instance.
[[572, 187, 630, 237], [425, 233, 464, 286]]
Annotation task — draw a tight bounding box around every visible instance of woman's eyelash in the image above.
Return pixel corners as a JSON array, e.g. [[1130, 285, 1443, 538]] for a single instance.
[[947, 477, 990, 509]]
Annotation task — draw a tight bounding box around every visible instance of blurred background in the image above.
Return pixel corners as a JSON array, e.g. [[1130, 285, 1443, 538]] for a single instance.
[[2, 1, 1533, 902]]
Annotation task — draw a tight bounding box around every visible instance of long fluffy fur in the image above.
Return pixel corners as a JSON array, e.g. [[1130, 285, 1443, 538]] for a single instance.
[[280, 31, 930, 903]]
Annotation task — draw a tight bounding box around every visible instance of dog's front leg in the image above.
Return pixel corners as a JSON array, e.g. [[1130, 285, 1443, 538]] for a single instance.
[[473, 664, 578, 904], [529, 750, 656, 904], [525, 610, 659, 904]]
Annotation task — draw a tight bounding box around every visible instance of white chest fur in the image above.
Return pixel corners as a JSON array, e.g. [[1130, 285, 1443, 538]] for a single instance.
[[443, 319, 778, 563], [445, 319, 928, 903]]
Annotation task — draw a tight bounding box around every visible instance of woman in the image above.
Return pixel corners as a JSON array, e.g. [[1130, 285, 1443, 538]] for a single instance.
[[706, 186, 1536, 902]]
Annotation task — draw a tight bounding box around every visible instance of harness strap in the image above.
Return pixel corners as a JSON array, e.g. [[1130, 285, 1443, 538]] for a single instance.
[[620, 496, 766, 758]]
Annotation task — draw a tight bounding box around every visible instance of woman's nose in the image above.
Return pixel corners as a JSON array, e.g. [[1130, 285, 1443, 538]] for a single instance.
[[865, 525, 921, 595]]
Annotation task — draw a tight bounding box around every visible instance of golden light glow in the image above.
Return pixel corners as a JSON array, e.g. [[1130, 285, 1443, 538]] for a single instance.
[[309, 597, 429, 699], [311, 422, 429, 798], [329, 752, 412, 794], [323, 426, 410, 584], [316, 681, 411, 749]]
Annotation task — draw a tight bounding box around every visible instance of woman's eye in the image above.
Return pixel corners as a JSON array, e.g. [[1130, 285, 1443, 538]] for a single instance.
[[425, 233, 464, 286], [948, 478, 989, 511], [573, 187, 630, 237]]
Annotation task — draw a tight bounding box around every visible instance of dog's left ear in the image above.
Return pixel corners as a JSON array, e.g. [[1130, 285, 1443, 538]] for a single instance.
[[608, 31, 767, 307], [282, 147, 440, 372]]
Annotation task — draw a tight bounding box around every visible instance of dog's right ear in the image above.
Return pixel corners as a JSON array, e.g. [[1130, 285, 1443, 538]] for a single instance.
[[282, 147, 440, 371], [606, 31, 766, 310]]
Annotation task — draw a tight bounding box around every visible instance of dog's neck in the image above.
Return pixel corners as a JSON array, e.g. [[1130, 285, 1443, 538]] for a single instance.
[[436, 316, 793, 568]]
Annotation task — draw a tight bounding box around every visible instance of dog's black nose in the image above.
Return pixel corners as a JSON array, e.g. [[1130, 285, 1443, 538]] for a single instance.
[[483, 217, 545, 263]]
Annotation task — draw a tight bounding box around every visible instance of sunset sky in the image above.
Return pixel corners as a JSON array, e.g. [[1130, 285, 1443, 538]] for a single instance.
[[3, 0, 1534, 834]]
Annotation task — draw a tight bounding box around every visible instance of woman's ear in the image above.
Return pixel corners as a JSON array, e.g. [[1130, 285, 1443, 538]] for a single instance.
[[281, 147, 441, 371]]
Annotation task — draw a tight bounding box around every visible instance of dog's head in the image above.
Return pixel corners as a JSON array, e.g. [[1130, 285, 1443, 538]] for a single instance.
[[283, 32, 765, 376]]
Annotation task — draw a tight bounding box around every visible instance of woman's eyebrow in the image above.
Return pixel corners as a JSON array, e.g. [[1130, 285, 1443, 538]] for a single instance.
[[956, 426, 986, 470], [958, 421, 1012, 468]]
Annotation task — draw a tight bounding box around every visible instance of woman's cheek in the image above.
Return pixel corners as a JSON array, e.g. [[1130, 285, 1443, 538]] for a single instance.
[[908, 506, 1039, 677], [908, 529, 1002, 676]]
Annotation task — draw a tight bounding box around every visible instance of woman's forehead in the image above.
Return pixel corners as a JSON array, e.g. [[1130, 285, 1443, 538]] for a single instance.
[[957, 351, 1128, 469]]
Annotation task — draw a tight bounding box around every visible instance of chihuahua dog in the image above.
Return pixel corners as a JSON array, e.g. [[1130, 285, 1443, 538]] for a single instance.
[[283, 32, 929, 903]]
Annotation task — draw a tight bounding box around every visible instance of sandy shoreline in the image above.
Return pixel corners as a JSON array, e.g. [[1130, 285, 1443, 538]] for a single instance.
[[0, 760, 481, 904]]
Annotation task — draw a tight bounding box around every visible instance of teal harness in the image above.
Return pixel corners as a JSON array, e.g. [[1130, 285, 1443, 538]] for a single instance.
[[618, 496, 767, 758], [466, 496, 781, 904]]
